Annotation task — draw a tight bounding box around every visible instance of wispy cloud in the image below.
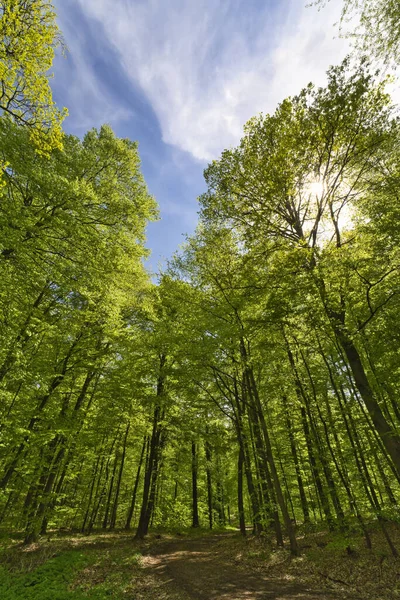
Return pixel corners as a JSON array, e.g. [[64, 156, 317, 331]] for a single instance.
[[70, 0, 351, 161], [53, 1, 133, 135]]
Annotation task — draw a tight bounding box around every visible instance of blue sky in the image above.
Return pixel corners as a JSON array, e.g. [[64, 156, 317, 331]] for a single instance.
[[51, 0, 350, 274]]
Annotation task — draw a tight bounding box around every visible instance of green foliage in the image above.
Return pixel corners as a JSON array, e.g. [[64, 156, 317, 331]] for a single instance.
[[0, 544, 145, 600], [0, 117, 159, 541], [313, 0, 400, 63], [0, 0, 400, 567], [0, 1, 67, 155], [0, 551, 87, 600]]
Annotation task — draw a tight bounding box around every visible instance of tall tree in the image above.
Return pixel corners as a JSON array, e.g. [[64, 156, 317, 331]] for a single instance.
[[0, 1, 66, 155]]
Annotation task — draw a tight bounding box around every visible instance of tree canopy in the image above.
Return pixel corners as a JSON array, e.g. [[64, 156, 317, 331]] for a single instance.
[[1, 0, 400, 577], [315, 0, 400, 63], [0, 1, 66, 155]]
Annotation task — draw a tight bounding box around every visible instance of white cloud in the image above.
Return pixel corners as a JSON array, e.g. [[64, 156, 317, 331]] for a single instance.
[[54, 2, 133, 135], [57, 50, 132, 135], [72, 0, 352, 160]]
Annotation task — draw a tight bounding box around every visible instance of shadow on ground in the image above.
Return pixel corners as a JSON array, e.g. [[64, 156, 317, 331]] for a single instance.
[[143, 533, 362, 600]]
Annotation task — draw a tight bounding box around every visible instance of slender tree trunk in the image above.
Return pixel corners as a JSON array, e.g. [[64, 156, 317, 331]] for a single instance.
[[282, 395, 310, 524], [233, 380, 262, 534], [0, 335, 82, 489], [102, 445, 120, 529], [146, 429, 166, 531], [321, 287, 400, 478], [191, 441, 200, 528], [125, 436, 147, 530], [242, 349, 298, 554], [88, 434, 119, 532], [247, 399, 282, 543], [205, 435, 213, 530], [216, 456, 226, 526], [285, 343, 333, 529], [82, 453, 104, 533], [110, 422, 130, 529], [135, 355, 167, 539], [238, 445, 246, 535]]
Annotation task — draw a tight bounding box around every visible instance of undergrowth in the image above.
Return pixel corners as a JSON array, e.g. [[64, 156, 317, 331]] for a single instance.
[[0, 524, 399, 599]]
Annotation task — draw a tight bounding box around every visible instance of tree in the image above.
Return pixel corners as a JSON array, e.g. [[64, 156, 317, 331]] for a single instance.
[[314, 0, 400, 64], [1, 1, 400, 554], [201, 59, 400, 480], [0, 119, 158, 541], [0, 0, 67, 155]]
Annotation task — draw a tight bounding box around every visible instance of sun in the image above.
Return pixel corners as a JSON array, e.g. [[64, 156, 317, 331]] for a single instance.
[[307, 180, 325, 198]]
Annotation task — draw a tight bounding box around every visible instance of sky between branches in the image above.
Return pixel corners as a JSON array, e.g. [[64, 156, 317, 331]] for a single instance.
[[51, 0, 390, 273]]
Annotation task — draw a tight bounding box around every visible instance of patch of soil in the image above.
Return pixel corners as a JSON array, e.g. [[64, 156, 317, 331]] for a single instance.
[[142, 533, 362, 600]]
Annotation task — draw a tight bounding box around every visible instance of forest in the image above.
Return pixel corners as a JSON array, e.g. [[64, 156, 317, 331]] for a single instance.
[[0, 1, 400, 599]]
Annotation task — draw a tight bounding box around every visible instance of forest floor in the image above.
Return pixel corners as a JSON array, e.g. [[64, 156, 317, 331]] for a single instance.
[[0, 526, 399, 599]]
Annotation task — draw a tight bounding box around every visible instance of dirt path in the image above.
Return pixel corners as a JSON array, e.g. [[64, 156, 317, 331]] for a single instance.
[[142, 533, 361, 600]]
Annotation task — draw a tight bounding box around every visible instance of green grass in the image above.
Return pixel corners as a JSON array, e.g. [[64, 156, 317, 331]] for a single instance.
[[0, 534, 144, 600], [0, 551, 90, 600]]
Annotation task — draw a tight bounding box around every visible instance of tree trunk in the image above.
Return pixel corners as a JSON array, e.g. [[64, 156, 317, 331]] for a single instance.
[[319, 280, 400, 478], [135, 355, 166, 539], [205, 436, 213, 530], [191, 441, 200, 528], [282, 395, 310, 524], [110, 422, 130, 529], [243, 354, 298, 555], [237, 445, 246, 535], [125, 436, 147, 530]]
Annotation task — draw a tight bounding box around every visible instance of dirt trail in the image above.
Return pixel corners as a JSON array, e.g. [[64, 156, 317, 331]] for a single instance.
[[142, 533, 361, 600]]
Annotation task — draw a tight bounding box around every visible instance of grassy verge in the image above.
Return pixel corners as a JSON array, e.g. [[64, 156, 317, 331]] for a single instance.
[[0, 531, 184, 600]]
